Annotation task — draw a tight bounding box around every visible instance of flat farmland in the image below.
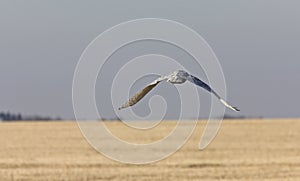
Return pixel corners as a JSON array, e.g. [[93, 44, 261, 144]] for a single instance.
[[0, 119, 299, 180]]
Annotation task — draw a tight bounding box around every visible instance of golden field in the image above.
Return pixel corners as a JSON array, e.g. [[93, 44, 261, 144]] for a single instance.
[[0, 119, 299, 181]]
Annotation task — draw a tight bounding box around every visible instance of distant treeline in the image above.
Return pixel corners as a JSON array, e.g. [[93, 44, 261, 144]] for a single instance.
[[0, 112, 61, 121], [0, 112, 251, 121], [223, 114, 246, 119]]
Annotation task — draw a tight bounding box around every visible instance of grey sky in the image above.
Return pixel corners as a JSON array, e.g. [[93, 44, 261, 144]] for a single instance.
[[1, 0, 299, 119]]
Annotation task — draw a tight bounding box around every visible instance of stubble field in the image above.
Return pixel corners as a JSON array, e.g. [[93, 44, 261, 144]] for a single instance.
[[0, 119, 299, 180]]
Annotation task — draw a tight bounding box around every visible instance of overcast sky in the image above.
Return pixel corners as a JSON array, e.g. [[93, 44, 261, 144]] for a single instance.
[[1, 0, 299, 119]]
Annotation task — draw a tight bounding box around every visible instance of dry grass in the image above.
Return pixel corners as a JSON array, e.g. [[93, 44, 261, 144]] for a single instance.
[[0, 119, 299, 180]]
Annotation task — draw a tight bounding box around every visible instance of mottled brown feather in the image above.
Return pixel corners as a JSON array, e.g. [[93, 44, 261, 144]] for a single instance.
[[118, 82, 159, 110]]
